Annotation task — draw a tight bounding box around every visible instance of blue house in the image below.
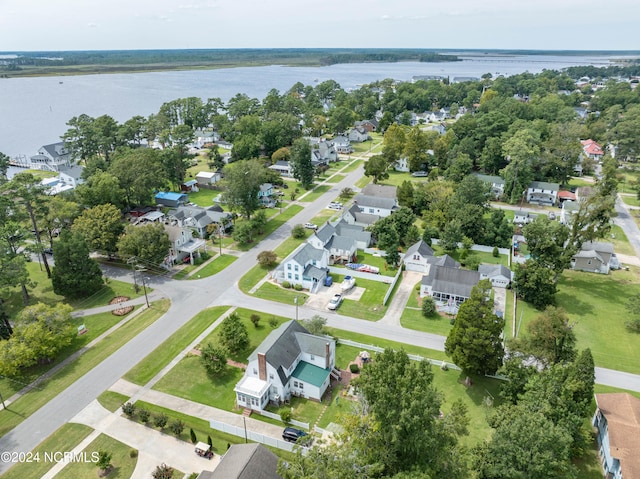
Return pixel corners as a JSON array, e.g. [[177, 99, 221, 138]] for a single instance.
[[155, 192, 188, 208], [258, 183, 276, 208]]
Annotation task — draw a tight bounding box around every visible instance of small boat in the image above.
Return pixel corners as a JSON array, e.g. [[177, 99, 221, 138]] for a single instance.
[[59, 81, 63, 84], [341, 275, 356, 291]]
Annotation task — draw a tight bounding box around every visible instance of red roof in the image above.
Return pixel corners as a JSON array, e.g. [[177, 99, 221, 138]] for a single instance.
[[558, 191, 577, 200], [581, 139, 603, 156]]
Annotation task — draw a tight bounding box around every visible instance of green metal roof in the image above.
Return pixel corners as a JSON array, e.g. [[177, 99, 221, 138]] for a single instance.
[[291, 361, 330, 388]]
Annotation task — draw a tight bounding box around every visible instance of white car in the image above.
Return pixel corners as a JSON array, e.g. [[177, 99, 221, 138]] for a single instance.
[[304, 223, 317, 230], [327, 293, 343, 310], [327, 202, 343, 210]]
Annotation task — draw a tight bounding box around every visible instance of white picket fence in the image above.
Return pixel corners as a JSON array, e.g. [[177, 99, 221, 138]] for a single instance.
[[258, 409, 309, 430], [209, 418, 307, 454]]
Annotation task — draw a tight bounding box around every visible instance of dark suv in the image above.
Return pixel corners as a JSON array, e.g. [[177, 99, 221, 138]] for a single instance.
[[282, 427, 309, 444]]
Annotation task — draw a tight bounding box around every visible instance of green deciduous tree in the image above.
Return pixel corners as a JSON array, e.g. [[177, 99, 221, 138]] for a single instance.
[[257, 250, 277, 267], [522, 216, 571, 277], [109, 148, 165, 208], [72, 203, 124, 254], [301, 315, 327, 335], [445, 280, 505, 375], [96, 450, 113, 474], [222, 159, 266, 220], [514, 306, 576, 365], [117, 223, 171, 266], [218, 312, 249, 354], [76, 171, 126, 209], [513, 260, 557, 309], [363, 154, 389, 184], [51, 230, 104, 299]]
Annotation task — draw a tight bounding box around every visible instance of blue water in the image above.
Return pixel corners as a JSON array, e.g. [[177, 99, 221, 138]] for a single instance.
[[0, 53, 622, 158]]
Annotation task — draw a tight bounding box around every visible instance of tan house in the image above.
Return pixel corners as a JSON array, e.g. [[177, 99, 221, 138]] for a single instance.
[[164, 225, 206, 266]]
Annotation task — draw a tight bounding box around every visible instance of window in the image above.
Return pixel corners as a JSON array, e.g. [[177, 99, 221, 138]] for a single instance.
[[253, 368, 257, 375], [295, 274, 299, 281], [295, 265, 299, 272], [287, 264, 291, 270], [269, 373, 274, 380], [310, 354, 315, 361], [413, 254, 419, 260], [287, 273, 292, 280], [299, 382, 304, 390], [293, 381, 299, 388]]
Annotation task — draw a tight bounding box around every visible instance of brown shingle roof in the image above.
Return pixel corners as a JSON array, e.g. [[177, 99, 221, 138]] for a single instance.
[[596, 393, 640, 479]]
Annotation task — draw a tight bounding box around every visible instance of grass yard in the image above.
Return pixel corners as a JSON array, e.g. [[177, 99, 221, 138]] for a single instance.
[[124, 306, 229, 385], [254, 282, 309, 307], [354, 176, 371, 189], [431, 245, 510, 268], [299, 185, 331, 203], [0, 300, 168, 437], [57, 433, 137, 479], [2, 262, 145, 319], [324, 174, 346, 184], [234, 205, 303, 252], [401, 306, 455, 336], [238, 264, 272, 294], [339, 159, 364, 173], [619, 193, 640, 207], [187, 253, 238, 280], [97, 391, 130, 412], [609, 224, 635, 256], [514, 269, 640, 374], [0, 423, 94, 479], [185, 188, 220, 207], [339, 277, 391, 321]]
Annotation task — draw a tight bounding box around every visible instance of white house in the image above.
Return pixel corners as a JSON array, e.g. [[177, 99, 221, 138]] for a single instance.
[[478, 264, 512, 288], [560, 201, 580, 225], [331, 136, 353, 154], [274, 243, 329, 292], [308, 223, 358, 265], [403, 239, 435, 272], [526, 181, 559, 206], [29, 142, 75, 172], [420, 265, 481, 305], [341, 204, 379, 227], [195, 171, 221, 187], [475, 174, 505, 199], [353, 184, 398, 219], [348, 126, 370, 143], [234, 321, 338, 412], [57, 165, 85, 189], [394, 156, 410, 172], [167, 205, 232, 237], [268, 160, 292, 177], [513, 210, 538, 225]]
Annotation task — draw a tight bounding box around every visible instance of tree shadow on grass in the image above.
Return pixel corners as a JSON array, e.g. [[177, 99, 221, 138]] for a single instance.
[[455, 371, 503, 408]]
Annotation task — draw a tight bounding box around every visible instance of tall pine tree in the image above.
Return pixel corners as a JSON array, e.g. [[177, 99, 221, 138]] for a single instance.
[[51, 230, 104, 299]]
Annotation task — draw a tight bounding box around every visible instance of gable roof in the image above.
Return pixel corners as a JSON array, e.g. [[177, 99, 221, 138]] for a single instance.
[[361, 184, 397, 199], [426, 254, 461, 269], [314, 223, 336, 244], [207, 443, 281, 479], [581, 240, 614, 255], [475, 173, 505, 186], [325, 235, 356, 252], [334, 220, 371, 245], [529, 181, 559, 192], [478, 263, 512, 278], [405, 239, 434, 258], [164, 225, 188, 242], [291, 243, 326, 266], [422, 265, 480, 298], [249, 320, 308, 370], [354, 194, 396, 210], [595, 393, 640, 479]]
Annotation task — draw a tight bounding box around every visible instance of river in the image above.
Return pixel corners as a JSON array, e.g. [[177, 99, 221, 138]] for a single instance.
[[0, 53, 626, 160]]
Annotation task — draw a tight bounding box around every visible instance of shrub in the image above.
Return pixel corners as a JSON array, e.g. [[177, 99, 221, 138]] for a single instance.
[[152, 463, 174, 479], [279, 408, 292, 424], [257, 250, 277, 267], [269, 317, 279, 328], [492, 246, 499, 257], [138, 408, 150, 423], [129, 449, 138, 458], [207, 435, 213, 449], [421, 296, 437, 318], [349, 363, 360, 374], [294, 284, 303, 291], [282, 281, 291, 289], [200, 342, 228, 376], [169, 419, 185, 436], [291, 224, 306, 239], [250, 314, 261, 327], [121, 402, 136, 417], [190, 428, 197, 444], [626, 319, 640, 333], [153, 413, 168, 429]]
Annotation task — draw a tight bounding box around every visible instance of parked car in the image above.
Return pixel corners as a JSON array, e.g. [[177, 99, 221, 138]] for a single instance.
[[411, 171, 428, 177], [304, 223, 318, 230], [327, 202, 342, 210], [43, 247, 53, 255], [327, 293, 343, 310], [282, 427, 309, 444]]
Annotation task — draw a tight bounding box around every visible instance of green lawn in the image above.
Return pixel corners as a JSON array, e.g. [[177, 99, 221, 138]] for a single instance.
[[97, 391, 130, 412], [0, 423, 94, 479], [431, 245, 510, 268], [401, 306, 455, 336], [515, 269, 640, 373], [57, 433, 138, 479], [124, 306, 230, 385], [354, 176, 371, 189], [338, 277, 391, 321], [620, 193, 640, 207], [339, 159, 364, 173], [185, 188, 220, 207], [2, 262, 145, 319], [187, 254, 238, 280], [233, 204, 303, 252], [238, 264, 272, 294], [254, 282, 309, 307], [299, 185, 331, 203], [609, 224, 635, 256], [324, 174, 346, 184], [0, 300, 169, 437]]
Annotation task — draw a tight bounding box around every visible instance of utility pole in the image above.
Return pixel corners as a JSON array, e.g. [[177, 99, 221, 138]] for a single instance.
[[127, 257, 138, 292], [294, 296, 299, 321], [136, 266, 149, 308]]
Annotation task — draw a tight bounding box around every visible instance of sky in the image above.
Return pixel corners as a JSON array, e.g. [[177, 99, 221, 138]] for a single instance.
[[1, 0, 639, 52]]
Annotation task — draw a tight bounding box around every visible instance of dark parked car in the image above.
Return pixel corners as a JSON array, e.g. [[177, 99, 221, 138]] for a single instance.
[[282, 427, 309, 444]]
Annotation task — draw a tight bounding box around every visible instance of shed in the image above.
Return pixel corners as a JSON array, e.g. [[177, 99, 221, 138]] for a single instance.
[[196, 171, 220, 187], [155, 192, 188, 208]]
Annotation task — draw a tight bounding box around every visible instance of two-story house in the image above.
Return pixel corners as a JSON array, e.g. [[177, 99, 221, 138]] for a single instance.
[[167, 205, 233, 238], [29, 142, 74, 172], [234, 321, 338, 412], [258, 183, 276, 208], [308, 223, 357, 265], [581, 139, 604, 161], [403, 239, 435, 272], [353, 184, 398, 219], [475, 174, 505, 199], [274, 243, 329, 292], [593, 393, 640, 479], [526, 181, 559, 206], [331, 136, 353, 154], [348, 126, 370, 143], [164, 225, 206, 266]]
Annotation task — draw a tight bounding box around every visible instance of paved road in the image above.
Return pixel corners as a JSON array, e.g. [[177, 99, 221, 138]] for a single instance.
[[2, 163, 640, 474]]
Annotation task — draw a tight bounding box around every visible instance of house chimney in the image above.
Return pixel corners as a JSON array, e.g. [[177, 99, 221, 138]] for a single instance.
[[325, 342, 330, 369], [257, 352, 267, 381]]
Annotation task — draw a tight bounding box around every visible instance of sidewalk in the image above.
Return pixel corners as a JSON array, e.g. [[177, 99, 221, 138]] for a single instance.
[[378, 271, 422, 326]]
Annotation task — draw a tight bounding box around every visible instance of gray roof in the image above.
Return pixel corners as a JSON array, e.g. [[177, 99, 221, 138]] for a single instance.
[[58, 164, 84, 179], [475, 173, 504, 185], [41, 142, 67, 159], [295, 332, 332, 357], [405, 239, 434, 258], [422, 265, 480, 298], [315, 223, 336, 244], [478, 263, 512, 278], [581, 241, 614, 254], [260, 183, 273, 193], [303, 264, 327, 281], [361, 184, 397, 199], [529, 181, 559, 192], [334, 221, 371, 245], [573, 250, 603, 261], [427, 254, 460, 269], [248, 320, 309, 370], [292, 243, 325, 266], [325, 235, 356, 253], [207, 443, 281, 479], [354, 194, 396, 210]]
